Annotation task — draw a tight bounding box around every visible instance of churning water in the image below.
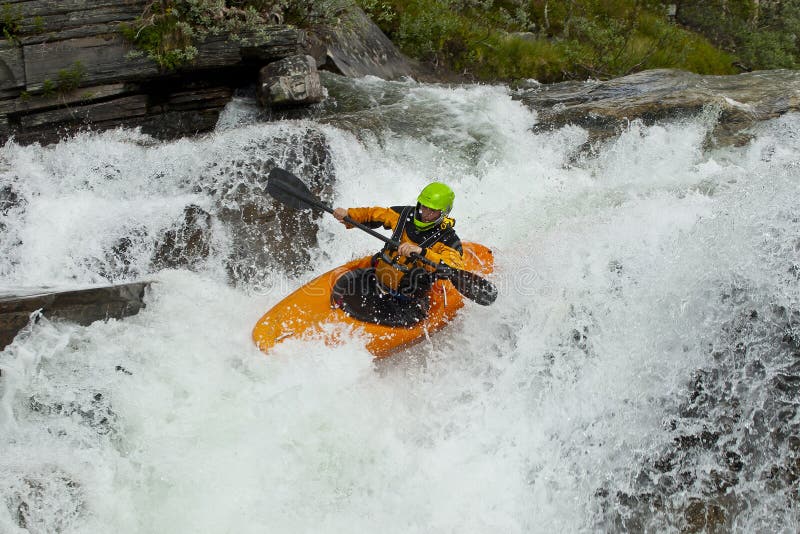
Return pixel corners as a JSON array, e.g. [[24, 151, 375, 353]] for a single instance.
[[1, 75, 799, 532]]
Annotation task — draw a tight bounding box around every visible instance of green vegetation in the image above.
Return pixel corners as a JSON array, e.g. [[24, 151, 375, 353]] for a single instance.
[[40, 61, 86, 98], [359, 0, 745, 82], [121, 0, 351, 69], [32, 15, 44, 34], [120, 0, 798, 79], [676, 0, 799, 70], [120, 3, 198, 70], [56, 61, 86, 92], [1, 2, 22, 41], [41, 78, 56, 97]]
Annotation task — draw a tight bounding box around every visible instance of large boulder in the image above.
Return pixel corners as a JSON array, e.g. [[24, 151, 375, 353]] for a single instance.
[[517, 68, 800, 147], [257, 54, 324, 109], [311, 7, 415, 80], [196, 127, 335, 287]]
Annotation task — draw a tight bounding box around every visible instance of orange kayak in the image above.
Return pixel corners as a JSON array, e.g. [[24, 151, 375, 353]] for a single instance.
[[252, 242, 494, 358]]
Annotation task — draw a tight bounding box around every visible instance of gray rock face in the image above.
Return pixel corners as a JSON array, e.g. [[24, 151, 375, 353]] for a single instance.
[[0, 282, 149, 351], [313, 7, 414, 80], [0, 2, 417, 145], [0, 1, 308, 145], [257, 54, 323, 109], [517, 69, 800, 147]]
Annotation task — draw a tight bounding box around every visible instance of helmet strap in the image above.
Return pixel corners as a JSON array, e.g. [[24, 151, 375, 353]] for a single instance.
[[414, 202, 447, 230]]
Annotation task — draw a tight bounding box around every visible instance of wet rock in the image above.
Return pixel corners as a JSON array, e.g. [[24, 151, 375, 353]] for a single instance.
[[0, 184, 24, 214], [152, 204, 212, 271], [684, 498, 727, 534], [0, 1, 309, 145], [0, 282, 149, 351], [0, 3, 417, 146], [96, 228, 150, 282], [4, 469, 84, 532], [199, 127, 335, 285], [258, 54, 324, 109], [517, 69, 800, 148], [599, 302, 800, 530], [28, 391, 117, 437], [772, 372, 800, 395], [723, 450, 743, 472], [312, 7, 414, 80]]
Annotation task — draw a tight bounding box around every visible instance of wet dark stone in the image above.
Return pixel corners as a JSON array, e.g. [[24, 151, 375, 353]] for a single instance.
[[8, 471, 84, 532], [684, 499, 727, 534], [783, 330, 800, 349], [152, 204, 212, 271], [708, 469, 737, 494], [27, 392, 117, 436], [752, 408, 768, 430], [655, 474, 678, 493], [0, 184, 24, 214], [595, 228, 800, 531], [746, 359, 766, 379], [772, 373, 800, 394], [102, 234, 141, 280], [201, 128, 335, 286], [679, 470, 697, 487], [654, 452, 676, 473]]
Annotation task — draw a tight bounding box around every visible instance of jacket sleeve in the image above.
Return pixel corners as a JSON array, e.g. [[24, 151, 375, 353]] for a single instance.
[[345, 207, 400, 230], [422, 242, 465, 270]]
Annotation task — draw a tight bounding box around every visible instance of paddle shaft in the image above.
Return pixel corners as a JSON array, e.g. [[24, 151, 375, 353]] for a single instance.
[[283, 185, 439, 268], [268, 167, 498, 305]]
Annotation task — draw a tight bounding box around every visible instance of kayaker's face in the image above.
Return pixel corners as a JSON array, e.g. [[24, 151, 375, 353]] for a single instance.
[[418, 205, 442, 222]]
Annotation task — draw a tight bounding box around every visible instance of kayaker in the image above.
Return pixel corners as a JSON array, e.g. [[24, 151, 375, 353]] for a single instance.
[[331, 182, 465, 326]]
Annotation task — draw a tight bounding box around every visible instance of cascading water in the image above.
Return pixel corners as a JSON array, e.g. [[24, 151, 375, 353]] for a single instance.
[[0, 74, 798, 533]]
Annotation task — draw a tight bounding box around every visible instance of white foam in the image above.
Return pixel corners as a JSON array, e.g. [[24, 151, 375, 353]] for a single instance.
[[1, 86, 798, 531]]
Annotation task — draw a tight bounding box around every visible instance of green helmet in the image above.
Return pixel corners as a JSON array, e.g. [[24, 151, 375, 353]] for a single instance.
[[413, 182, 454, 230]]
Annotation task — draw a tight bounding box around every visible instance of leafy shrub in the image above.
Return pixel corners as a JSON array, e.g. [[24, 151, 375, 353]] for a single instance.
[[677, 0, 799, 70], [360, 0, 745, 81], [1, 2, 22, 41]]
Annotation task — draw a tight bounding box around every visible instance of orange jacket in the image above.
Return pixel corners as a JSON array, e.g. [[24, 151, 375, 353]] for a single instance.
[[346, 206, 465, 290]]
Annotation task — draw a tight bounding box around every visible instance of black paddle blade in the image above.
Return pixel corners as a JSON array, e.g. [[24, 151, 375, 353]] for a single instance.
[[267, 167, 316, 211], [451, 269, 498, 306], [436, 265, 498, 305], [267, 166, 499, 305]]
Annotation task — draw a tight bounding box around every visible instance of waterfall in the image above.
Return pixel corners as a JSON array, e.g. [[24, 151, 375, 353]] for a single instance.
[[1, 75, 798, 532]]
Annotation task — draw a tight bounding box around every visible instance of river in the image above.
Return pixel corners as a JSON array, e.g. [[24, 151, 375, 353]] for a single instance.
[[1, 75, 798, 532]]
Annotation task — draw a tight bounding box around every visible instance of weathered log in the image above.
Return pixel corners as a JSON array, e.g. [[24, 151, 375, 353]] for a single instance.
[[0, 281, 150, 351]]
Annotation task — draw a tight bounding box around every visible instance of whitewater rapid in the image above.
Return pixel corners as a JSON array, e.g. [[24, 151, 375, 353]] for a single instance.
[[1, 77, 799, 532]]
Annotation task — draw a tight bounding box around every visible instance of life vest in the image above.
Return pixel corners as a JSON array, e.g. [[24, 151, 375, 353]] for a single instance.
[[372, 206, 459, 291]]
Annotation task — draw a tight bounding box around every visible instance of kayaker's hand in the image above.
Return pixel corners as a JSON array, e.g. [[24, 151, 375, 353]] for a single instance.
[[333, 207, 348, 224], [398, 243, 423, 257]]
